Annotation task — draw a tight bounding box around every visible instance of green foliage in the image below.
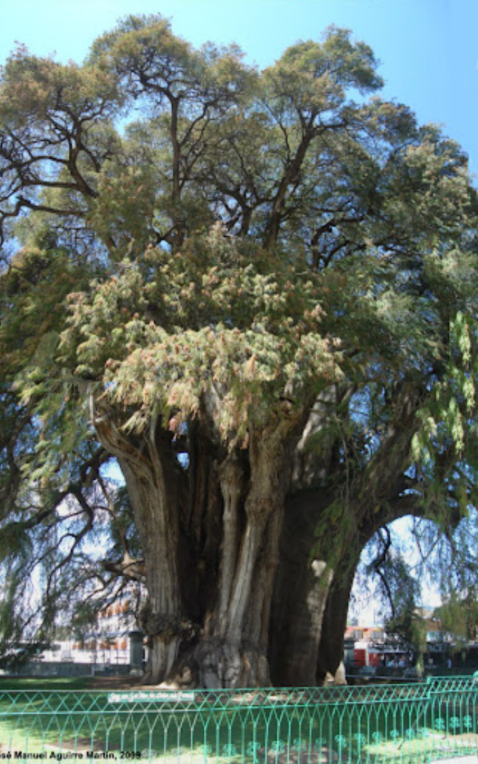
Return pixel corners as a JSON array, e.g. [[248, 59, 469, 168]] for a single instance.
[[58, 228, 340, 445], [436, 592, 478, 645]]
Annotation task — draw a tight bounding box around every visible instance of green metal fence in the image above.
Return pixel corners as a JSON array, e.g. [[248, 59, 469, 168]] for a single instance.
[[0, 676, 477, 764]]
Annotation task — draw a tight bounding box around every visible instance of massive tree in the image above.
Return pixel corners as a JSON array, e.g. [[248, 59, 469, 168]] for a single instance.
[[0, 15, 477, 687]]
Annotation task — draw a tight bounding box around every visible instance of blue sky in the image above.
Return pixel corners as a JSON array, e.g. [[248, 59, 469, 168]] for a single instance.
[[1, 0, 478, 174]]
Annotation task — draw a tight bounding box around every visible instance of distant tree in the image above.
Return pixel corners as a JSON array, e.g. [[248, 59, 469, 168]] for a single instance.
[[436, 594, 478, 645], [433, 517, 478, 646], [1, 16, 477, 687], [369, 540, 424, 652]]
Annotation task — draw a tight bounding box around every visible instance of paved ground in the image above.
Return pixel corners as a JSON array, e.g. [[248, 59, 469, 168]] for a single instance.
[[430, 758, 478, 764], [87, 674, 143, 689]]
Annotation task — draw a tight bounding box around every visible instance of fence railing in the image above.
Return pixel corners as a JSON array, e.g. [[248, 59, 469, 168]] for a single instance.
[[0, 676, 477, 763]]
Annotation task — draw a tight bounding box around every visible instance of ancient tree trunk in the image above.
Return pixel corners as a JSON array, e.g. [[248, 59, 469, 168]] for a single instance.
[[94, 400, 305, 688], [270, 488, 426, 686], [269, 489, 333, 686], [93, 386, 424, 689], [194, 421, 304, 688], [316, 567, 357, 682], [89, 367, 428, 689], [92, 408, 184, 684], [269, 382, 426, 686], [270, 498, 372, 686], [125, 459, 182, 684]]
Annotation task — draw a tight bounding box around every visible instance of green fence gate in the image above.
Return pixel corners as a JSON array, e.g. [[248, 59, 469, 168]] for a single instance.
[[0, 676, 476, 763]]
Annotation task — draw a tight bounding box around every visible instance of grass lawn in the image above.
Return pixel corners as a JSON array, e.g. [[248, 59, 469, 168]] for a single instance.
[[0, 675, 142, 691], [0, 677, 95, 691]]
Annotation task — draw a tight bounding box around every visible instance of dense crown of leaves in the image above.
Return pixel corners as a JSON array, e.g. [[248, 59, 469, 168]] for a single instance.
[[60, 228, 339, 446]]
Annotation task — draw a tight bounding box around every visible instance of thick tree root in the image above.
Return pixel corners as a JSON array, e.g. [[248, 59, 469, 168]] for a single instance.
[[193, 638, 270, 689]]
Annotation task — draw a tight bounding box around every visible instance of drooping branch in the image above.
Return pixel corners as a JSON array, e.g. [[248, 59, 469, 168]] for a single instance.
[[371, 526, 395, 617]]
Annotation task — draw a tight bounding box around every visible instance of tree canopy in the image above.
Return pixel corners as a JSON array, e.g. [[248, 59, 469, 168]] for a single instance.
[[0, 15, 477, 687]]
